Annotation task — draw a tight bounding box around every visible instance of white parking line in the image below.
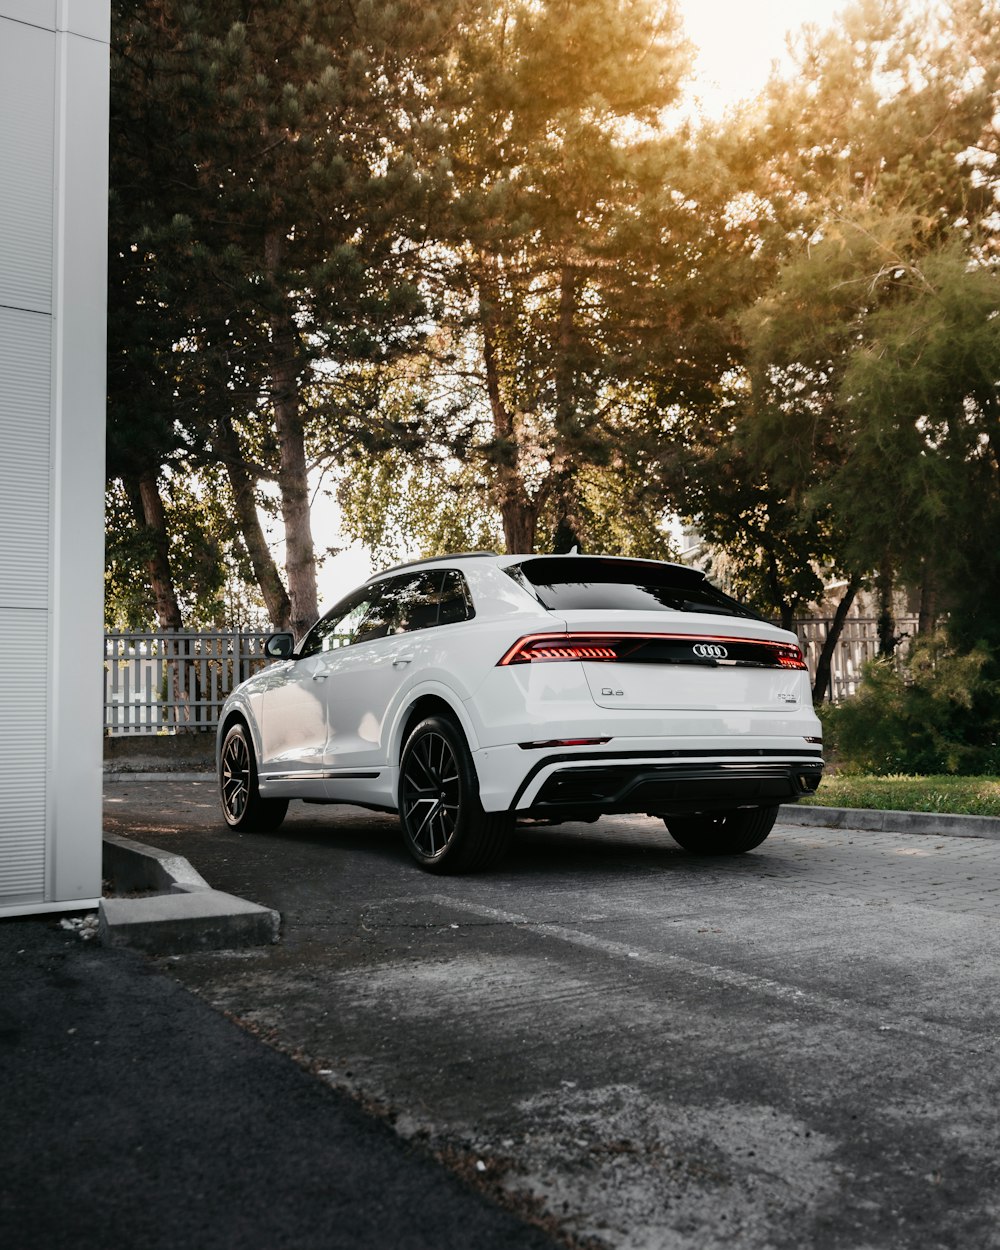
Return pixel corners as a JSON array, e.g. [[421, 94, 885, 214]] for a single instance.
[[426, 892, 998, 1054]]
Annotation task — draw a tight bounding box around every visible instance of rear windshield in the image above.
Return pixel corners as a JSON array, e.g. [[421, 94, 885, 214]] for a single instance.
[[505, 557, 763, 620]]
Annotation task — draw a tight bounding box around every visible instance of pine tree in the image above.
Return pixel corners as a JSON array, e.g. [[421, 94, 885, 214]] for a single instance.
[[109, 0, 458, 632], [414, 0, 711, 553]]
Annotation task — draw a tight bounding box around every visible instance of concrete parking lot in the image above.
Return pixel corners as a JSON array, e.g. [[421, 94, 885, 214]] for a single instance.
[[104, 780, 1000, 1248]]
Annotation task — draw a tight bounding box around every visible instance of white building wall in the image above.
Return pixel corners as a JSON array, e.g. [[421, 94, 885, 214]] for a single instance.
[[0, 0, 109, 915]]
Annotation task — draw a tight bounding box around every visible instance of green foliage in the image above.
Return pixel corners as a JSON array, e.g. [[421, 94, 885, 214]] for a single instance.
[[419, 0, 731, 551], [336, 448, 678, 565], [661, 394, 834, 625], [337, 452, 504, 566], [106, 0, 1000, 668], [103, 472, 269, 630], [822, 635, 1000, 776], [692, 0, 1000, 646], [108, 0, 456, 627], [104, 483, 157, 630], [568, 464, 676, 561]]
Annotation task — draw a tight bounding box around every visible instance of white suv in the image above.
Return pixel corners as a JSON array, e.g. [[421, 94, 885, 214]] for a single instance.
[[217, 553, 823, 871]]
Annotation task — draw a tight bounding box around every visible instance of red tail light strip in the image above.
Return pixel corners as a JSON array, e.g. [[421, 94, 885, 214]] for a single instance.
[[497, 633, 807, 670], [509, 642, 617, 663]]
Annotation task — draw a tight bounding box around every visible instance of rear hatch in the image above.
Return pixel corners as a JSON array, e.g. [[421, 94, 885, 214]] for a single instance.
[[501, 555, 807, 714], [560, 612, 806, 712]]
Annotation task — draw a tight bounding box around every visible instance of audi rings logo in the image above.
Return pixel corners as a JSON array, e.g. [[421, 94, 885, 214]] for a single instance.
[[693, 643, 729, 659]]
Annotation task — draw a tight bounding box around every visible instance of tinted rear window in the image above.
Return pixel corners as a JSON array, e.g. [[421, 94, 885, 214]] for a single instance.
[[506, 557, 762, 619]]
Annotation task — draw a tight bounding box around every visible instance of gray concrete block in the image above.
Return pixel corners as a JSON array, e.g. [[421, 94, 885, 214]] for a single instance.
[[100, 833, 280, 953], [103, 831, 210, 894], [98, 890, 280, 954]]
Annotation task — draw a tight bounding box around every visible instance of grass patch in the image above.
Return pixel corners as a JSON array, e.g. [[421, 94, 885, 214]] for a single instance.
[[801, 774, 1000, 818]]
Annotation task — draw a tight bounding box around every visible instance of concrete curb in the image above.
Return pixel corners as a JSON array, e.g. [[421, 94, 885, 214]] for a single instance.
[[779, 804, 1000, 841], [100, 833, 280, 954]]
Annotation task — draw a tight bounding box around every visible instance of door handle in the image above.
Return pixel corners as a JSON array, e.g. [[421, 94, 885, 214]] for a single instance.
[[393, 655, 414, 667], [312, 673, 329, 681]]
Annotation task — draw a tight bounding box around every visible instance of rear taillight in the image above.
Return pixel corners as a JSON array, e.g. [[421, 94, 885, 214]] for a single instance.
[[498, 633, 810, 669], [775, 645, 808, 670], [497, 636, 619, 665]]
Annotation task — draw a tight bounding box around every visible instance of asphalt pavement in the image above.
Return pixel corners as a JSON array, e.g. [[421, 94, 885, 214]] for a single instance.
[[7, 780, 1000, 1249], [0, 914, 561, 1250]]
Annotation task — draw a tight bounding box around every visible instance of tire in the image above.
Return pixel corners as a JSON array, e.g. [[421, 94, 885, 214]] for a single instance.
[[219, 721, 288, 833], [399, 715, 513, 873], [664, 805, 778, 855]]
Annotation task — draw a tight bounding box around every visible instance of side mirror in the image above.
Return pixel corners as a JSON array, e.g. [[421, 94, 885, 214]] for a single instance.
[[264, 632, 295, 660]]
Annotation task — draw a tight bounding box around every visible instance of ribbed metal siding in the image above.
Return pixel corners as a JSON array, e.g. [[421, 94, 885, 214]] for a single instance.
[[0, 608, 48, 904], [1, 15, 53, 611], [0, 18, 54, 314], [0, 307, 51, 609], [0, 13, 55, 905], [0, 3, 58, 27]]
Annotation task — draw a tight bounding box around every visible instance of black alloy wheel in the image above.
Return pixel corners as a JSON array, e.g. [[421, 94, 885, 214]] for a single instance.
[[219, 721, 288, 833], [664, 804, 779, 855], [398, 715, 512, 873]]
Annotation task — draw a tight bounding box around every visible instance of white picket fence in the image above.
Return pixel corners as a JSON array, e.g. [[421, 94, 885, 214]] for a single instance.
[[104, 631, 272, 735], [795, 616, 920, 703], [102, 617, 920, 733]]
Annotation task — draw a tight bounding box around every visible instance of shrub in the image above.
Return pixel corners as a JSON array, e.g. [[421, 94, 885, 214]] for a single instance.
[[821, 634, 1000, 776]]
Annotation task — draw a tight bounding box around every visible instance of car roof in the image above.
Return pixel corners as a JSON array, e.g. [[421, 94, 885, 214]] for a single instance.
[[364, 552, 500, 584], [365, 551, 704, 584]]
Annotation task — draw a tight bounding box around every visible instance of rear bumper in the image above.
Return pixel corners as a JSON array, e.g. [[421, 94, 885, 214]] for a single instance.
[[526, 757, 823, 817], [473, 742, 823, 816]]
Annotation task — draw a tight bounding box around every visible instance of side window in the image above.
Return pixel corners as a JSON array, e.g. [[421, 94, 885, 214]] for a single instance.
[[377, 572, 444, 636], [352, 582, 398, 643], [438, 570, 474, 625], [299, 569, 475, 656], [331, 573, 441, 645], [298, 589, 380, 658], [382, 569, 475, 633]]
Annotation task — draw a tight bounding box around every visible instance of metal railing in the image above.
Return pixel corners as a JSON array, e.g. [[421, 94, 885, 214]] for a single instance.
[[104, 631, 272, 734], [103, 616, 921, 733]]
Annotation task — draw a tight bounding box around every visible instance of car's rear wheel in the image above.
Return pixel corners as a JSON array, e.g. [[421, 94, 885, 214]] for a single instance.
[[663, 805, 778, 855], [219, 721, 288, 833], [399, 715, 513, 873]]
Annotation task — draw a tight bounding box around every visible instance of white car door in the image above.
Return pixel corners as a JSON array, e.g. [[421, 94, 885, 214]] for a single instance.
[[323, 571, 445, 774], [254, 650, 334, 796], [255, 587, 383, 795]]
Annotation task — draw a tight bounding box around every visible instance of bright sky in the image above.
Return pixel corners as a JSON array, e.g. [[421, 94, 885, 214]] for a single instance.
[[313, 0, 858, 607], [675, 0, 851, 117]]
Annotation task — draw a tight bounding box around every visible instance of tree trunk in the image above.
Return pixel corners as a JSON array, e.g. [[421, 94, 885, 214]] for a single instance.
[[549, 264, 583, 552], [127, 471, 183, 631], [552, 513, 584, 553], [764, 563, 796, 632], [479, 269, 538, 553], [876, 559, 896, 657], [812, 576, 861, 705], [499, 493, 539, 554], [216, 414, 292, 631], [266, 231, 318, 639], [126, 471, 191, 728]]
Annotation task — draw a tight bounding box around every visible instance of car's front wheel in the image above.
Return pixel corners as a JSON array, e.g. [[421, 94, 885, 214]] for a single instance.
[[399, 715, 513, 873], [219, 721, 288, 833], [663, 805, 778, 855]]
